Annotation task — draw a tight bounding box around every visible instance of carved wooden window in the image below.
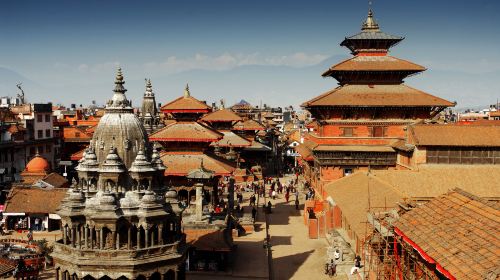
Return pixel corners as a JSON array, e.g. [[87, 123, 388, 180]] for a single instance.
[[341, 127, 355, 137], [370, 126, 386, 137]]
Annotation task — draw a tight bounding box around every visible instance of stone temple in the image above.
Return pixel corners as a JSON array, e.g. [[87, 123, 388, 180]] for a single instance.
[[52, 68, 187, 280]]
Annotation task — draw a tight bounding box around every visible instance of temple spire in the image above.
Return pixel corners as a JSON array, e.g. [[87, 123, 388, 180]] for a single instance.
[[362, 9, 380, 31], [184, 83, 190, 98], [113, 67, 127, 94], [145, 78, 154, 97]]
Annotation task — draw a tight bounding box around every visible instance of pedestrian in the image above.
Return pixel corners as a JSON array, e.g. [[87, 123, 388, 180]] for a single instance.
[[285, 192, 289, 203], [329, 259, 337, 277], [267, 201, 272, 213], [295, 196, 299, 210], [272, 190, 276, 200], [251, 207, 257, 221], [250, 194, 256, 206]]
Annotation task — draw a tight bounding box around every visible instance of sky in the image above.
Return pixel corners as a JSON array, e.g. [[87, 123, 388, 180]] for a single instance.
[[0, 0, 499, 110]]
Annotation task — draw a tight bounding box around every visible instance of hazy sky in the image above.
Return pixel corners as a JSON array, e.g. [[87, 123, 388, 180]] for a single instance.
[[0, 0, 499, 109]]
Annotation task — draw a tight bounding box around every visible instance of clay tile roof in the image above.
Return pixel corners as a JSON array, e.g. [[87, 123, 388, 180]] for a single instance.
[[41, 172, 69, 188], [394, 190, 500, 280], [185, 229, 231, 251], [210, 131, 251, 147], [295, 144, 314, 161], [4, 187, 68, 214], [200, 109, 242, 123], [301, 84, 454, 108], [160, 96, 211, 113], [322, 55, 426, 76], [149, 121, 223, 142], [409, 124, 500, 147], [232, 119, 266, 131], [314, 145, 395, 152], [160, 152, 235, 176], [70, 148, 86, 161]]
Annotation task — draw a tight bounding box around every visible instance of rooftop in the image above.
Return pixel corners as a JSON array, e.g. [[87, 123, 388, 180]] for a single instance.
[[302, 84, 454, 108], [160, 152, 235, 176], [149, 121, 223, 142], [322, 55, 425, 76], [160, 85, 211, 113], [4, 187, 68, 214], [409, 124, 500, 147], [210, 131, 252, 147], [394, 189, 500, 280], [200, 108, 242, 123]]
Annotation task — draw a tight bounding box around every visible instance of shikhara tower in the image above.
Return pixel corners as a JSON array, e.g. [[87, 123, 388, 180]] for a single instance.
[[140, 79, 163, 134], [52, 68, 187, 280]]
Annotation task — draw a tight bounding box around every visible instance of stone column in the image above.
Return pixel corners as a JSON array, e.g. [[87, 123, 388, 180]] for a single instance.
[[99, 229, 104, 250], [116, 231, 120, 250], [195, 183, 203, 221], [63, 226, 67, 245], [151, 230, 155, 247], [72, 227, 76, 248], [90, 227, 94, 249], [145, 228, 149, 248], [77, 226, 81, 249], [137, 228, 141, 249], [158, 225, 163, 245], [127, 227, 132, 249], [84, 225, 88, 248], [55, 268, 60, 280]]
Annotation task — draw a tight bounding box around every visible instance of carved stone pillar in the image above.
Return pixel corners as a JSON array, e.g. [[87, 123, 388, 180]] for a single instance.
[[137, 228, 141, 249], [90, 227, 94, 249], [99, 229, 104, 250], [63, 226, 67, 245], [77, 226, 81, 249], [145, 227, 149, 248], [116, 231, 120, 250], [84, 225, 88, 248], [158, 225, 163, 245], [72, 227, 76, 248], [127, 227, 132, 249]]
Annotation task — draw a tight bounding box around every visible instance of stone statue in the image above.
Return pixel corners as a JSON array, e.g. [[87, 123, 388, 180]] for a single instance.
[[16, 83, 25, 104]]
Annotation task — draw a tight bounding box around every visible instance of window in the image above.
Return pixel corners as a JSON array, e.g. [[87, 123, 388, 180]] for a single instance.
[[75, 132, 81, 137], [370, 126, 385, 137], [29, 147, 36, 155], [45, 114, 51, 122], [37, 130, 43, 138], [343, 168, 353, 176], [45, 129, 51, 138], [37, 114, 42, 122], [341, 127, 355, 137], [46, 144, 52, 153]]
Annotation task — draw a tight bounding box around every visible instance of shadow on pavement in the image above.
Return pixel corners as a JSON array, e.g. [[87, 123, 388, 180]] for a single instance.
[[272, 249, 314, 280]]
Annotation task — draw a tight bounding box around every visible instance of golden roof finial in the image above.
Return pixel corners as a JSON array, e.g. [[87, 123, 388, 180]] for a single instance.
[[184, 83, 190, 98], [362, 6, 380, 32]]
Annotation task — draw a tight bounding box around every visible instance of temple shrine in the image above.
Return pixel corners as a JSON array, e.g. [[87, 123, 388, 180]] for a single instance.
[[299, 9, 454, 197]]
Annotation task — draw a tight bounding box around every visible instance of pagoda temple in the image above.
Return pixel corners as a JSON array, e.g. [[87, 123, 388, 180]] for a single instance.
[[299, 9, 454, 197], [150, 85, 235, 203]]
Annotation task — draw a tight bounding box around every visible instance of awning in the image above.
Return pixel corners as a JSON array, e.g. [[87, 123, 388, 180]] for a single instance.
[[49, 213, 61, 220]]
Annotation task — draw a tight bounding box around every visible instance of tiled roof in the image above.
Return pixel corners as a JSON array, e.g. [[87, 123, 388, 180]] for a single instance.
[[243, 141, 272, 152], [295, 144, 314, 161], [185, 228, 231, 251], [160, 152, 235, 176], [325, 166, 500, 240], [149, 121, 223, 142], [210, 131, 251, 147], [394, 190, 500, 280], [4, 187, 68, 214], [41, 172, 69, 188], [343, 31, 403, 41], [301, 84, 454, 107], [322, 55, 425, 75], [160, 95, 211, 113], [232, 119, 266, 131], [200, 109, 242, 122], [70, 148, 86, 161], [409, 124, 500, 147]]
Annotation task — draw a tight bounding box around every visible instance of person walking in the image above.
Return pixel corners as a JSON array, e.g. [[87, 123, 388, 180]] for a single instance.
[[272, 190, 277, 200], [285, 192, 290, 203], [251, 207, 257, 222], [295, 196, 299, 210]]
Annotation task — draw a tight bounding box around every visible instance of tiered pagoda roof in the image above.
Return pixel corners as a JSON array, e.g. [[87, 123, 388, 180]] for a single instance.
[[160, 152, 235, 176], [303, 84, 454, 107], [302, 9, 453, 110], [160, 84, 211, 114], [149, 121, 223, 142], [200, 108, 242, 123], [232, 119, 266, 131], [210, 131, 252, 148]]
